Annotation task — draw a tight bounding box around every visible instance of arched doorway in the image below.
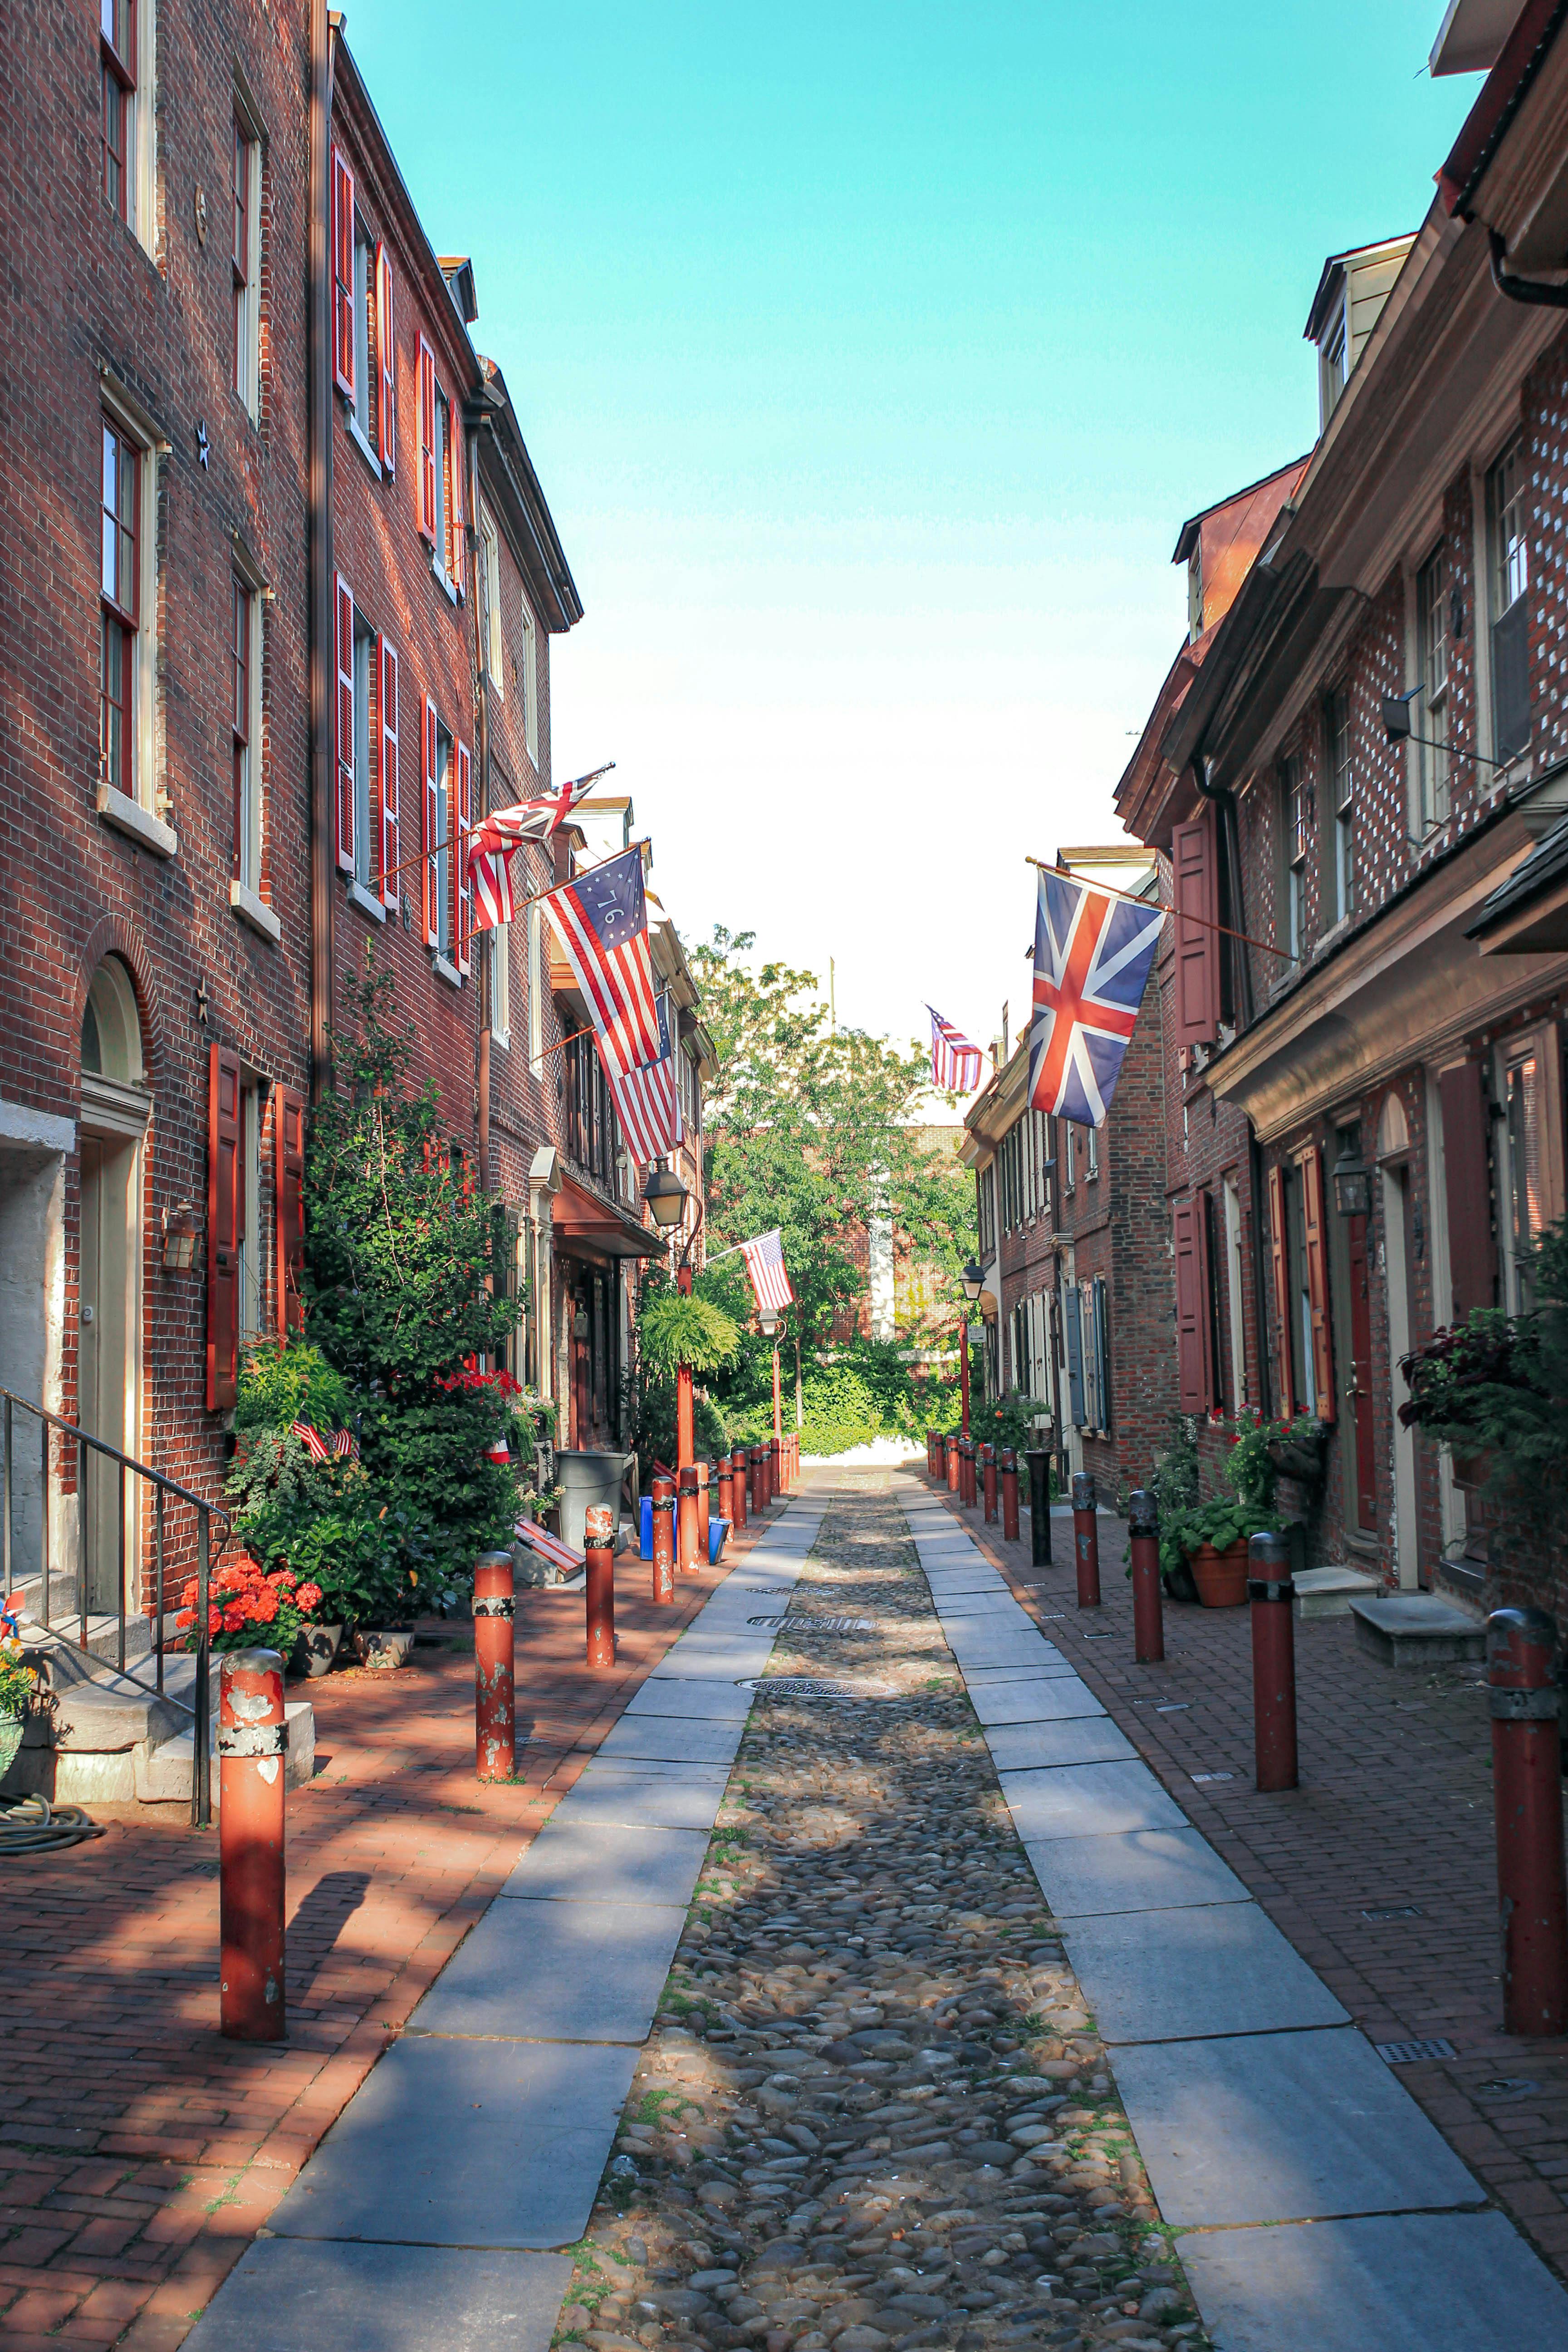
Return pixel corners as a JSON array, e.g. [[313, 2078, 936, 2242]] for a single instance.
[[79, 957, 149, 1611]]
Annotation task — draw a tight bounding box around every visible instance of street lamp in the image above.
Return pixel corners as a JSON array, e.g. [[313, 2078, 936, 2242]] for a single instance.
[[643, 1160, 689, 1230], [959, 1258, 983, 1449], [759, 1305, 784, 1447], [1332, 1135, 1371, 1219]]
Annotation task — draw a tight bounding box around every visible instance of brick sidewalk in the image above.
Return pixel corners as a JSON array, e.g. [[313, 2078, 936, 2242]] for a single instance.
[[920, 1473, 1568, 2285], [0, 1507, 789, 2351]]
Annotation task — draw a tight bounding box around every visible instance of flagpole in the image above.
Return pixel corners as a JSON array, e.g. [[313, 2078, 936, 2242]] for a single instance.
[[1025, 855, 1298, 966]]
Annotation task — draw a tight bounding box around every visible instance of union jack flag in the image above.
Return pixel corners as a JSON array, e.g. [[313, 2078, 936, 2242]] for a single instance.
[[740, 1229, 795, 1316], [600, 988, 683, 1170], [468, 777, 590, 935], [1029, 867, 1162, 1127], [541, 848, 664, 1069], [928, 1007, 984, 1094]]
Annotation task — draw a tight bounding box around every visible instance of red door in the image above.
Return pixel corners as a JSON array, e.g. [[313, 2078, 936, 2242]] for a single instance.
[[1346, 1212, 1377, 1529]]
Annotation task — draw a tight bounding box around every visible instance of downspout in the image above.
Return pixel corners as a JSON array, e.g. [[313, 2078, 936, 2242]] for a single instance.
[[469, 405, 490, 1191], [308, 3, 336, 1102]]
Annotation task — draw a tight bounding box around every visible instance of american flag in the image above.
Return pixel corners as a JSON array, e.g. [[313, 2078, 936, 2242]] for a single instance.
[[469, 777, 589, 935], [514, 1520, 585, 1575], [290, 1421, 359, 1462], [1029, 867, 1162, 1127], [928, 1006, 985, 1094], [541, 848, 664, 1070], [600, 989, 683, 1170], [740, 1229, 795, 1316]]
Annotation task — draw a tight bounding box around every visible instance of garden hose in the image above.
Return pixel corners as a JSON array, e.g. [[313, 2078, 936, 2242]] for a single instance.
[[0, 1794, 106, 1854]]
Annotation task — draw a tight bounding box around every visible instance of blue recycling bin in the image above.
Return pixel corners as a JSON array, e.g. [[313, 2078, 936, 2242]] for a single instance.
[[640, 1494, 654, 1558], [710, 1516, 730, 1566]]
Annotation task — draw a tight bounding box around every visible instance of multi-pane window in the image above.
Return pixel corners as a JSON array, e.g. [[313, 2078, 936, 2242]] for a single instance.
[[101, 0, 136, 221], [352, 218, 374, 446], [1325, 687, 1354, 923], [352, 619, 373, 888], [434, 722, 453, 956], [1063, 1120, 1076, 1191], [232, 118, 260, 412], [1280, 755, 1307, 956], [481, 510, 505, 696], [1490, 438, 1531, 764], [100, 424, 139, 797], [1503, 1048, 1544, 1313], [527, 895, 544, 1064], [1086, 1122, 1099, 1180], [1416, 546, 1450, 829], [519, 598, 539, 764], [231, 578, 262, 890]]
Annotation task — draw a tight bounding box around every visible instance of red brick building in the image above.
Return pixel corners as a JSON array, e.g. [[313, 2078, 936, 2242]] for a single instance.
[[963, 849, 1175, 1499], [1120, 0, 1568, 1608]]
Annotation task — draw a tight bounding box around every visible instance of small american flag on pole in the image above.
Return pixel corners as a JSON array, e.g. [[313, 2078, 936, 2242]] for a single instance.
[[740, 1230, 795, 1316], [928, 1006, 984, 1094], [469, 778, 589, 935]]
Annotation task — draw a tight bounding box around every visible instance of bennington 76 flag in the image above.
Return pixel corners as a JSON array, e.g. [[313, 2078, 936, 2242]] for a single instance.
[[1029, 867, 1161, 1128]]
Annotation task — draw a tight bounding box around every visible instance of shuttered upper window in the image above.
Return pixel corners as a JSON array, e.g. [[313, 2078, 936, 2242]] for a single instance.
[[1171, 806, 1220, 1044], [1490, 439, 1531, 765]]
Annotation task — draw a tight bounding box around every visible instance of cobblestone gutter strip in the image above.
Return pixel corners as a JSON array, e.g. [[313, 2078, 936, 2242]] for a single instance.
[[551, 1476, 1207, 2352]]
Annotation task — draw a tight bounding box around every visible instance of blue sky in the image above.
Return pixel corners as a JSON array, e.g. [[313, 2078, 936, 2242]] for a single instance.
[[353, 1, 1479, 1057]]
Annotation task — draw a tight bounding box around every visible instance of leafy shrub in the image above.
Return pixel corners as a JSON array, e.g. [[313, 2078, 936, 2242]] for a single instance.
[[638, 1286, 739, 1380], [799, 1362, 883, 1455]]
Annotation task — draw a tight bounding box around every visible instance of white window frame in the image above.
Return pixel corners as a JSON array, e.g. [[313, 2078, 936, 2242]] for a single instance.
[[1416, 544, 1450, 832], [232, 571, 263, 897], [1222, 1174, 1247, 1409], [490, 919, 511, 1049], [103, 0, 158, 260], [236, 1079, 263, 1342], [527, 896, 544, 1064], [519, 596, 539, 767], [352, 617, 373, 890], [1281, 755, 1307, 957], [481, 506, 505, 697], [232, 95, 262, 421], [351, 217, 374, 450], [1325, 686, 1354, 926], [1494, 1024, 1563, 1316], [97, 382, 167, 841]]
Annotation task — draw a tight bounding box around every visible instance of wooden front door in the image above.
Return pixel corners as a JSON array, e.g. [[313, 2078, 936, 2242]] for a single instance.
[[1345, 1209, 1377, 1532]]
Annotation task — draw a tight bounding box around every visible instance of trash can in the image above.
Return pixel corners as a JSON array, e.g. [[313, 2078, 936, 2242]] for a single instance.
[[640, 1494, 654, 1558], [556, 1450, 630, 1553], [709, 1516, 730, 1566]]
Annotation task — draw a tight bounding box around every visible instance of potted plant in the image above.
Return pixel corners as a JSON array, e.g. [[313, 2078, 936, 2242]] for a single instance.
[[176, 1556, 325, 1656], [0, 1623, 39, 1784], [1152, 1415, 1291, 1607]]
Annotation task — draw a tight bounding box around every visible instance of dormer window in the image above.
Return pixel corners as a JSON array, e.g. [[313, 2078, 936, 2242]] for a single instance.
[[1305, 234, 1416, 436], [1187, 547, 1203, 641], [1319, 301, 1347, 426]]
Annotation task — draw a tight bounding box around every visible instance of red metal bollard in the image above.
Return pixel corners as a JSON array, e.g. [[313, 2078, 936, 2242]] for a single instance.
[[474, 1549, 516, 1782], [731, 1445, 748, 1530], [1490, 1605, 1568, 2036], [219, 1646, 287, 2043], [752, 1446, 768, 1516], [678, 1465, 699, 1573], [947, 1434, 961, 1495], [651, 1474, 676, 1603], [926, 1429, 936, 1478], [1248, 1531, 1297, 1792], [585, 1503, 616, 1666], [716, 1456, 734, 1531], [696, 1461, 711, 1564], [1072, 1471, 1101, 1607], [1000, 1446, 1020, 1542], [933, 1432, 946, 1485], [982, 1443, 997, 1524], [959, 1436, 973, 1508], [1026, 1448, 1051, 1567], [769, 1435, 781, 1501], [1128, 1489, 1165, 1666]]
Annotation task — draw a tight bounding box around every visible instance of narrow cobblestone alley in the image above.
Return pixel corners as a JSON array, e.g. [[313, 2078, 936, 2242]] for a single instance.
[[557, 1474, 1204, 2352]]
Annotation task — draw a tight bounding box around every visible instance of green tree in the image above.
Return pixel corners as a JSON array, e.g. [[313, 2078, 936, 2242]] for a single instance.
[[687, 927, 977, 1426]]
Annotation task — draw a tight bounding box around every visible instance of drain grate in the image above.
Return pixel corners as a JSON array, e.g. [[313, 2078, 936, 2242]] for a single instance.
[[1363, 1904, 1424, 1921], [1191, 1770, 1235, 1784], [740, 1676, 896, 1701], [749, 1613, 875, 1633], [1376, 2037, 1457, 2064]]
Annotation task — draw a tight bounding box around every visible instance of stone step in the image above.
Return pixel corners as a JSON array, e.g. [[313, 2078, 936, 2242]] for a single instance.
[[1293, 1566, 1382, 1622], [1349, 1593, 1486, 1668], [134, 1699, 316, 1803]]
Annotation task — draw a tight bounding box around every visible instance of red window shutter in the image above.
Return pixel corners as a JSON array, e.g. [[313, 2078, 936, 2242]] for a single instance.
[[1173, 1194, 1215, 1413], [206, 1042, 242, 1411], [417, 337, 436, 539], [375, 241, 396, 474], [331, 147, 355, 400], [1171, 809, 1220, 1046], [334, 573, 355, 873], [378, 636, 400, 906], [1439, 1061, 1499, 1322], [1299, 1147, 1335, 1422], [1267, 1161, 1296, 1421], [274, 1086, 306, 1336], [421, 696, 439, 944], [449, 403, 466, 594], [455, 738, 472, 974]]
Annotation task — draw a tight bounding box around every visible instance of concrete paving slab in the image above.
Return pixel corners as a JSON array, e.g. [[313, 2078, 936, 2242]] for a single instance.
[[945, 1629, 1055, 1667], [1113, 2026, 1485, 2225], [622, 1677, 753, 1721], [1023, 1825, 1252, 1919], [574, 1757, 730, 1781], [1061, 1903, 1348, 2043], [554, 1772, 729, 1832], [922, 1572, 1005, 1592], [499, 1819, 710, 1908], [967, 1676, 1106, 1725], [931, 1591, 1025, 1616], [409, 1897, 685, 2043], [985, 1715, 1136, 1770], [269, 2035, 637, 2249], [181, 2239, 575, 2352], [650, 1646, 774, 1681], [954, 1649, 1082, 1685], [1000, 1759, 1190, 1842], [597, 1715, 743, 1765], [1176, 2211, 1568, 2352]]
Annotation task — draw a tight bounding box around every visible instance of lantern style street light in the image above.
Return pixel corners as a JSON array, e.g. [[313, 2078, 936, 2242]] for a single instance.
[[959, 1258, 984, 1441], [643, 1160, 689, 1230]]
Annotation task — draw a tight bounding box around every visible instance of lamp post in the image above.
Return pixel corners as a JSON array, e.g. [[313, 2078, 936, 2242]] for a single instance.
[[959, 1258, 984, 1443], [643, 1159, 696, 1562], [761, 1303, 783, 1498]]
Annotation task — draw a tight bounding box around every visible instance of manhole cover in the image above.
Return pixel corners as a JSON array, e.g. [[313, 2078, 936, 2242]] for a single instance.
[[748, 1614, 876, 1633], [740, 1676, 895, 1700], [1375, 2037, 1457, 2063]]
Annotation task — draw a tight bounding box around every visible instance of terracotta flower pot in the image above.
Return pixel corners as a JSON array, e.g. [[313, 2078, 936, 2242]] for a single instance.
[[1190, 1539, 1250, 1608]]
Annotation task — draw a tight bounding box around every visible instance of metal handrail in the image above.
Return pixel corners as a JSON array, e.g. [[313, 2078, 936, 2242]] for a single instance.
[[0, 1383, 230, 1827]]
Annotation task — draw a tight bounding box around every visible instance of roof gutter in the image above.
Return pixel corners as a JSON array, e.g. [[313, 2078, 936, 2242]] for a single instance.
[[1437, 0, 1568, 217]]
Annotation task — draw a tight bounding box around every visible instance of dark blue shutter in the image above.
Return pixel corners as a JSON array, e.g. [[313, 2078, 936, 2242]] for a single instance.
[[1064, 1285, 1085, 1427]]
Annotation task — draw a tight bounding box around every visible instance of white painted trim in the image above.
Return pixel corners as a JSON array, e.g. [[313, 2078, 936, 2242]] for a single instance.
[[230, 878, 281, 941], [343, 877, 386, 926], [432, 952, 463, 988], [98, 784, 177, 859], [0, 1098, 74, 1154]]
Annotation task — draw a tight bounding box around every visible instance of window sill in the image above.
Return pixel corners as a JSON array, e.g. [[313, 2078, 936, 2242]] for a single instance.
[[345, 877, 387, 925], [431, 551, 458, 606], [432, 952, 464, 988], [98, 784, 177, 859], [491, 1026, 511, 1052], [230, 879, 280, 942], [344, 404, 383, 479]]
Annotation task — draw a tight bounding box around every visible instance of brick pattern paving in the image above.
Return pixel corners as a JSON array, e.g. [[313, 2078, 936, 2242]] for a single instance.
[[923, 1475, 1568, 2283], [0, 1510, 789, 2351]]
